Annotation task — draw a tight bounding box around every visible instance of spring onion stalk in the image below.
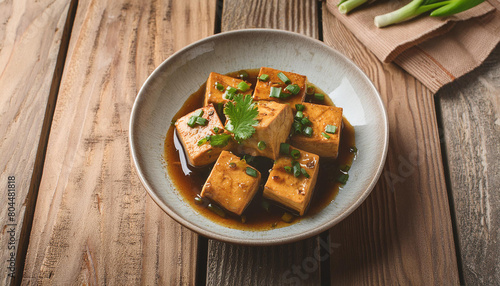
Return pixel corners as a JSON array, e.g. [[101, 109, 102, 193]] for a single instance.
[[338, 0, 370, 14], [374, 0, 484, 28]]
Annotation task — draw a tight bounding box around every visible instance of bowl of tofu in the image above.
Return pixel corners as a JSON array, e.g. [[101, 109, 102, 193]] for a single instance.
[[129, 29, 388, 245]]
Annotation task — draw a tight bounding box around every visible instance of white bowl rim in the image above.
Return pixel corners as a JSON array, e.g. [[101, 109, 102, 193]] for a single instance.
[[129, 28, 389, 245]]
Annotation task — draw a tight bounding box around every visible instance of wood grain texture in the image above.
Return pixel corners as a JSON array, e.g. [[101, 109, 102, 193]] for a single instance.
[[21, 0, 215, 284], [222, 0, 319, 38], [437, 45, 500, 285], [204, 1, 322, 285], [0, 0, 73, 284], [322, 4, 460, 285]]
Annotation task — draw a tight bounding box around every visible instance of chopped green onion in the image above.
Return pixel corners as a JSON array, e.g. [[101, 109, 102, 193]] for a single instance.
[[300, 168, 310, 178], [325, 125, 337, 134], [237, 70, 249, 80], [197, 137, 209, 146], [295, 104, 305, 111], [195, 117, 208, 126], [301, 117, 311, 126], [258, 74, 270, 81], [277, 72, 291, 84], [314, 93, 324, 101], [208, 203, 226, 218], [292, 161, 301, 177], [292, 121, 302, 134], [281, 212, 294, 223], [284, 166, 292, 173], [306, 85, 315, 95], [280, 143, 290, 155], [269, 86, 281, 98], [229, 162, 236, 169], [243, 154, 255, 163], [237, 81, 250, 92], [258, 141, 266, 150], [303, 126, 313, 137], [213, 126, 220, 133], [187, 116, 197, 127], [337, 173, 349, 185], [280, 92, 291, 99], [350, 146, 358, 153], [246, 167, 258, 177], [193, 109, 204, 117], [285, 84, 300, 95], [290, 149, 301, 160], [321, 132, 331, 139], [215, 82, 224, 91], [295, 111, 304, 119]]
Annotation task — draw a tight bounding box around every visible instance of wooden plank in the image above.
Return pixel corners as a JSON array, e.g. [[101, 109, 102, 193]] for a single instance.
[[205, 1, 322, 285], [436, 45, 500, 285], [21, 0, 215, 284], [322, 3, 460, 285], [0, 0, 74, 284]]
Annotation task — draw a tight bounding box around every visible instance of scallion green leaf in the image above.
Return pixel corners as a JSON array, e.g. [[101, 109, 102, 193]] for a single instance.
[[325, 125, 337, 134], [321, 132, 330, 139], [295, 104, 305, 111], [303, 126, 313, 137], [337, 173, 349, 185], [195, 117, 208, 126], [286, 84, 300, 95], [301, 117, 311, 126], [237, 81, 250, 92], [290, 149, 300, 160], [193, 109, 204, 117], [306, 85, 315, 95], [300, 168, 310, 178], [295, 111, 304, 119], [269, 86, 281, 98], [284, 166, 292, 173], [246, 167, 258, 178], [280, 143, 290, 155], [187, 116, 197, 127], [258, 141, 266, 150], [314, 93, 324, 101], [215, 82, 224, 91], [277, 72, 291, 84], [258, 74, 269, 81]]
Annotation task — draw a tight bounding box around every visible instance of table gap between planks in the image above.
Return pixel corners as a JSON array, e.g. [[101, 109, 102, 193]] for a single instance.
[[1, 0, 498, 285]]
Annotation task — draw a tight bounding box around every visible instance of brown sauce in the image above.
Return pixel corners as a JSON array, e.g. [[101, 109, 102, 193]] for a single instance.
[[164, 69, 356, 230]]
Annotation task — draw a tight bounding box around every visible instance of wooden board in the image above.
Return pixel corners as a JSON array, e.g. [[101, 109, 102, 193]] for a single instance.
[[21, 0, 215, 284], [0, 0, 74, 284], [204, 0, 323, 285], [436, 45, 500, 285], [322, 3, 460, 285]]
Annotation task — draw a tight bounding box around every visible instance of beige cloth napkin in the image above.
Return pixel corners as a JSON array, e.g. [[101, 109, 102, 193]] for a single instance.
[[326, 0, 500, 92]]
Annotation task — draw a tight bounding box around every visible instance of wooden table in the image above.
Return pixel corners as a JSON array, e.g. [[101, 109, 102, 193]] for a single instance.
[[1, 0, 498, 285]]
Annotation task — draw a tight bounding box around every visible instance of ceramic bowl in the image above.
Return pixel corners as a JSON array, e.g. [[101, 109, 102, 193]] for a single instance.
[[129, 29, 388, 245]]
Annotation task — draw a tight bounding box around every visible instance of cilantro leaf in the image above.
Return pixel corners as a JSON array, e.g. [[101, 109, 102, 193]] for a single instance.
[[224, 94, 258, 143], [209, 133, 231, 147]]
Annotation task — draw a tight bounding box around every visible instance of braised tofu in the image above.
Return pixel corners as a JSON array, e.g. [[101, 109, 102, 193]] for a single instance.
[[263, 147, 319, 216], [175, 105, 232, 167], [204, 72, 253, 108], [253, 67, 306, 111], [201, 151, 261, 216], [290, 103, 343, 158], [236, 101, 293, 160]]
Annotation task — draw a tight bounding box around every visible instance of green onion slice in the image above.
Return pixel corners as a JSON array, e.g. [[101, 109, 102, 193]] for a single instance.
[[301, 117, 311, 126], [195, 117, 208, 126], [187, 116, 197, 127], [314, 93, 324, 101], [295, 104, 305, 111], [258, 141, 266, 150], [292, 121, 302, 134], [208, 203, 226, 218], [292, 161, 301, 177], [285, 84, 300, 95], [300, 168, 310, 178], [337, 173, 349, 185], [246, 167, 258, 178], [277, 72, 291, 84], [215, 82, 224, 91], [321, 132, 331, 139], [325, 125, 337, 134], [269, 86, 281, 98], [290, 149, 300, 160], [295, 111, 304, 119], [258, 74, 269, 81], [303, 126, 313, 137], [280, 143, 290, 155], [193, 109, 204, 117], [238, 70, 249, 80], [237, 81, 250, 92], [306, 85, 315, 95], [284, 166, 292, 173]]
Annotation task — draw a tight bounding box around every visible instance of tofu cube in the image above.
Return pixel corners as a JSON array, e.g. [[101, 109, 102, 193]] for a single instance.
[[263, 147, 319, 216], [236, 101, 293, 160], [290, 103, 343, 158], [201, 151, 261, 216], [175, 105, 232, 167], [253, 67, 307, 111], [204, 72, 253, 107]]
